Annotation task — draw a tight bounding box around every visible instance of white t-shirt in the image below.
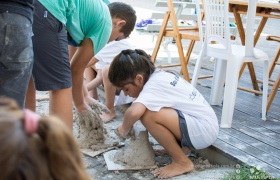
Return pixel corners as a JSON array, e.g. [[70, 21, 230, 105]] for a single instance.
[[94, 39, 134, 70], [94, 38, 134, 105], [134, 69, 219, 149]]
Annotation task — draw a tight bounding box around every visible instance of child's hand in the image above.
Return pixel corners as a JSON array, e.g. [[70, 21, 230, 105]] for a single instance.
[[114, 128, 126, 141], [114, 125, 135, 141]]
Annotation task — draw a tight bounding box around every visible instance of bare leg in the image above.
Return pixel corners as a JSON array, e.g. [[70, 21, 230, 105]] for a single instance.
[[154, 146, 190, 156], [49, 88, 73, 130], [141, 108, 194, 179], [25, 77, 36, 111], [85, 67, 99, 100], [68, 45, 77, 60], [100, 65, 116, 122], [86, 69, 103, 100]]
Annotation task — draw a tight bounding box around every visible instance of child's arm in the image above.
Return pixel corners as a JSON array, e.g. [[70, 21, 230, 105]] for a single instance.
[[86, 56, 99, 68], [70, 38, 94, 111], [118, 102, 146, 137]]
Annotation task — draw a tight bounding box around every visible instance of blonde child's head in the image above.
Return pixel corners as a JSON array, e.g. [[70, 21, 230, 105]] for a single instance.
[[108, 49, 155, 88], [0, 97, 90, 180]]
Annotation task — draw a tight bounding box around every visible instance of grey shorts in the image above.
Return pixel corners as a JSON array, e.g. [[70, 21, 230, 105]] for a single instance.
[[32, 0, 71, 91], [0, 12, 33, 108], [176, 109, 195, 149]]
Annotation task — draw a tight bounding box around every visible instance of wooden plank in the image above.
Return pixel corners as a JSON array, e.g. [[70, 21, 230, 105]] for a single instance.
[[211, 106, 280, 150], [233, 97, 280, 120], [232, 116, 280, 140], [213, 100, 280, 136], [230, 109, 280, 133], [232, 92, 280, 120], [194, 70, 280, 119], [232, 123, 280, 148], [195, 84, 280, 144], [235, 91, 280, 111], [220, 128, 280, 159], [192, 68, 280, 120], [218, 131, 280, 169], [210, 104, 280, 147], [213, 139, 280, 178]]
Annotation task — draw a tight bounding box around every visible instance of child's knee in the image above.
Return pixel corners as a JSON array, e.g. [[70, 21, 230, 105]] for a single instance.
[[140, 110, 155, 126]]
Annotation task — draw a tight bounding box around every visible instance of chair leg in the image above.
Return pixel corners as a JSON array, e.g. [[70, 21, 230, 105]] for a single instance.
[[151, 11, 170, 63], [185, 40, 195, 64], [210, 59, 227, 105], [191, 43, 208, 87], [262, 60, 268, 120], [180, 40, 195, 75], [220, 60, 242, 128], [191, 51, 204, 87], [176, 35, 190, 82]]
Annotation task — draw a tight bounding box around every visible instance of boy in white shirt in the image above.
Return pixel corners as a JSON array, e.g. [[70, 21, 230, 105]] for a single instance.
[[86, 39, 134, 122]]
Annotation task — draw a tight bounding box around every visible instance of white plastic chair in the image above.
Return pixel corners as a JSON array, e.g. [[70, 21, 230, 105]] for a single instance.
[[191, 0, 269, 128]]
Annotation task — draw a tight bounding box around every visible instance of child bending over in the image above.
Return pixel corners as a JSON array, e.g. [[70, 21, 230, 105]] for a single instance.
[[108, 49, 219, 179], [85, 39, 134, 122], [0, 97, 90, 180]]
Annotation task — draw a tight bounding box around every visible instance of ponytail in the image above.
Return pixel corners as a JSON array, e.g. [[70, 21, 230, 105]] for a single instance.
[[0, 97, 90, 180], [37, 117, 90, 180]]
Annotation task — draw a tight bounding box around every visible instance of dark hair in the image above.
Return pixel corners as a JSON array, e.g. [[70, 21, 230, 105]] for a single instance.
[[108, 49, 155, 87], [108, 2, 137, 38], [0, 97, 90, 180]]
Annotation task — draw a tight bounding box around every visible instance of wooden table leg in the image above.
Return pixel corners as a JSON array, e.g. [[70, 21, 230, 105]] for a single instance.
[[254, 17, 268, 46], [266, 73, 280, 112], [232, 6, 245, 45], [232, 6, 260, 93], [247, 62, 260, 92]]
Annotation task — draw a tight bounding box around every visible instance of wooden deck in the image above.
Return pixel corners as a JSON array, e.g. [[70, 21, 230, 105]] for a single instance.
[[189, 66, 280, 178]]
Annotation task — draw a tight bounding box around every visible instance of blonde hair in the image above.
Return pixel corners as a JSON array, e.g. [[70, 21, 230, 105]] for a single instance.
[[0, 97, 90, 180]]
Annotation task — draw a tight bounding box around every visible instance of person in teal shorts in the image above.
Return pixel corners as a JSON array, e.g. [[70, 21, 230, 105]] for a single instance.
[[25, 0, 136, 129]]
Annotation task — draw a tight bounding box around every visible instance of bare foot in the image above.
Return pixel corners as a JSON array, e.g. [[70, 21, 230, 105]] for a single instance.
[[100, 110, 116, 123], [152, 159, 194, 179], [154, 148, 168, 156]]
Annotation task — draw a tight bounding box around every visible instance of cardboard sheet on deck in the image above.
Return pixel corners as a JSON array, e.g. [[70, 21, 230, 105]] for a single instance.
[[81, 143, 124, 158]]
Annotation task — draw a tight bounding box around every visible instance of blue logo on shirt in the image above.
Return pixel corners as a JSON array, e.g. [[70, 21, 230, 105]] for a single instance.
[[170, 75, 179, 87]]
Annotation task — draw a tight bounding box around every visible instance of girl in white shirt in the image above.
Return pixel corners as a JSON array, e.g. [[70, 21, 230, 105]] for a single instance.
[[108, 49, 219, 179]]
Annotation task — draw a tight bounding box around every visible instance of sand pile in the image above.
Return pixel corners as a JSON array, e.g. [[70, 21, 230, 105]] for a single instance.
[[114, 122, 156, 167], [75, 101, 119, 150]]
